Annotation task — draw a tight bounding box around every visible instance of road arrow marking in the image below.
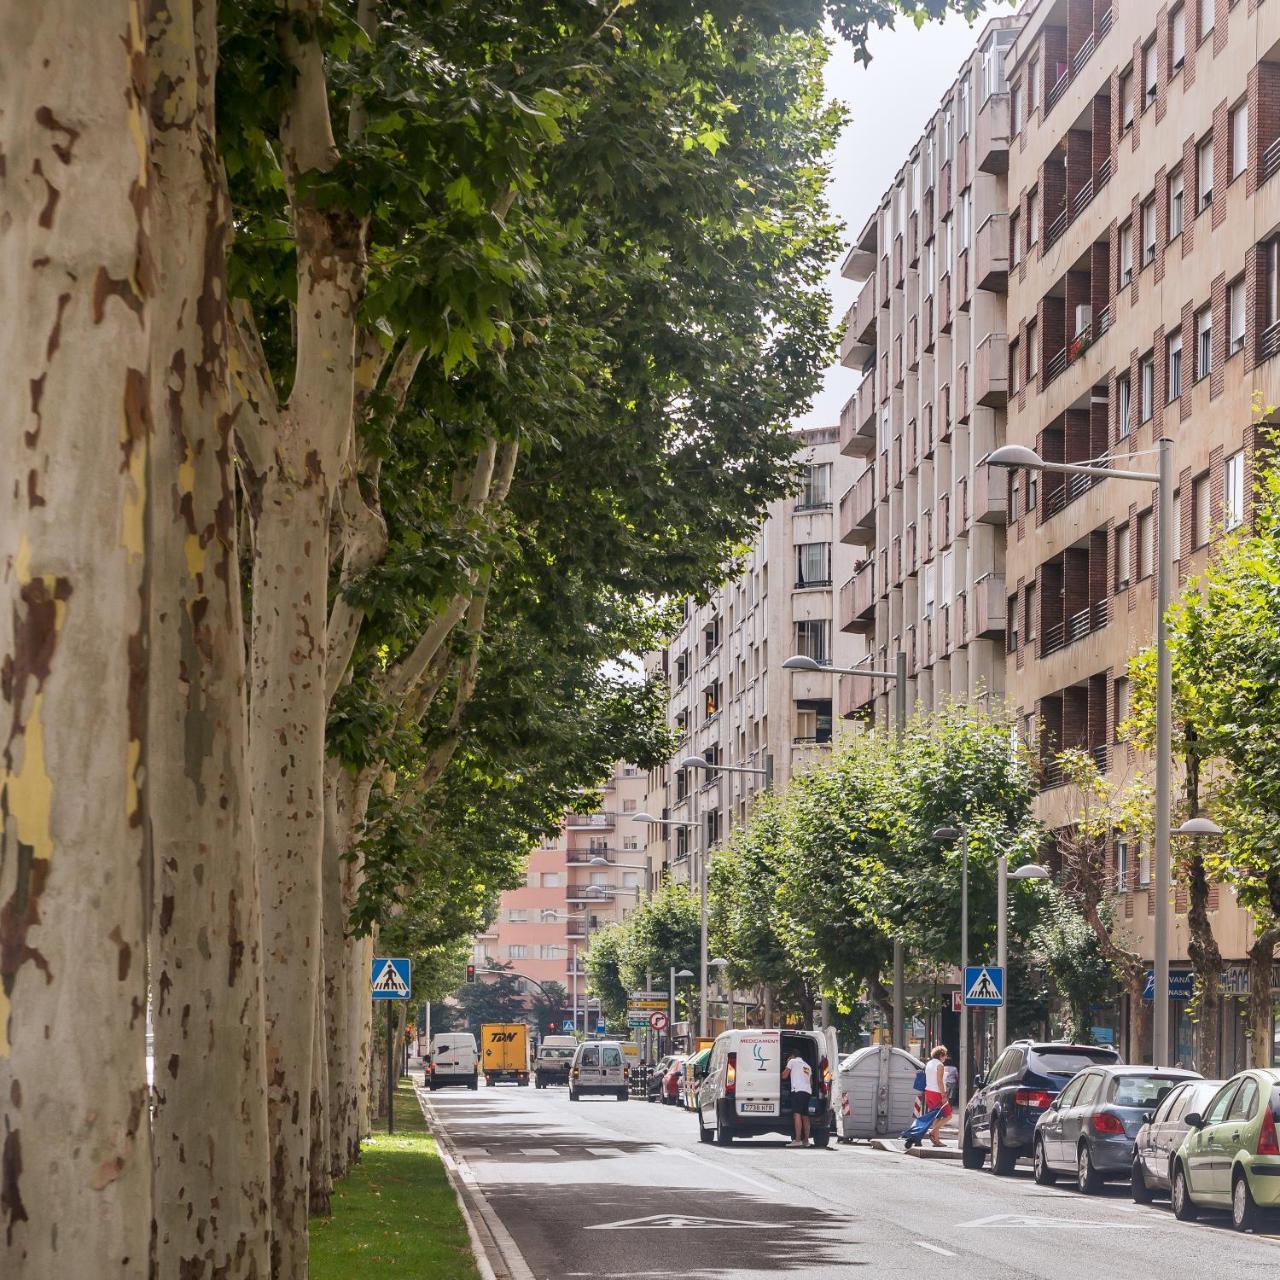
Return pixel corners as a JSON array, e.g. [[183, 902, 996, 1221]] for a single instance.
[[586, 1214, 775, 1231], [956, 1213, 1147, 1230]]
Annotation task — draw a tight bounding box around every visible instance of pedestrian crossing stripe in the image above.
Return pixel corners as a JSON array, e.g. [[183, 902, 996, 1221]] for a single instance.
[[371, 957, 411, 998]]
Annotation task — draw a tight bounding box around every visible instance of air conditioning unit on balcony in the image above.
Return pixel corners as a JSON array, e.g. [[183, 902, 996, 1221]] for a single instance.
[[1074, 304, 1092, 338]]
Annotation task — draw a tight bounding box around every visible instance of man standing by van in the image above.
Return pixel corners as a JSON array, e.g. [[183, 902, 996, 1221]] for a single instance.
[[784, 1050, 813, 1147]]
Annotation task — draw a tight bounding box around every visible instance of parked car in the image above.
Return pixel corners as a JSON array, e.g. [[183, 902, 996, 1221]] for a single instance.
[[1132, 1078, 1224, 1202], [962, 1040, 1122, 1173], [426, 1032, 479, 1091], [696, 1028, 835, 1147], [1169, 1068, 1280, 1231], [568, 1039, 630, 1101], [661, 1056, 687, 1104], [683, 1047, 713, 1110], [1033, 1065, 1199, 1193], [648, 1054, 682, 1103]]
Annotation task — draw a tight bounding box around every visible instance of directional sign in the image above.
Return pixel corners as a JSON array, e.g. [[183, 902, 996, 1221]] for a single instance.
[[963, 965, 1004, 1008], [628, 997, 667, 1012], [648, 1011, 670, 1031], [371, 957, 411, 1000], [626, 1018, 650, 1029]]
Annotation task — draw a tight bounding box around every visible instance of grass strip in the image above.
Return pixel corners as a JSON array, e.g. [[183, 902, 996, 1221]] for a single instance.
[[311, 1077, 482, 1280]]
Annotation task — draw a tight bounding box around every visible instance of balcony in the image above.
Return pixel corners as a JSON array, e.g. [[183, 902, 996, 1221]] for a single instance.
[[839, 563, 876, 634], [939, 271, 952, 334], [971, 572, 1007, 639], [975, 221, 1007, 300], [972, 463, 1007, 524], [1041, 744, 1109, 791], [974, 333, 1008, 406], [840, 300, 875, 369], [1041, 598, 1110, 657], [839, 377, 876, 457], [852, 274, 877, 344], [838, 468, 876, 548], [976, 91, 1010, 174], [566, 813, 614, 829]]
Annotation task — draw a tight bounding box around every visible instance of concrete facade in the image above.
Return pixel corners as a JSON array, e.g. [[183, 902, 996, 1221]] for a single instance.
[[838, 15, 1023, 728]]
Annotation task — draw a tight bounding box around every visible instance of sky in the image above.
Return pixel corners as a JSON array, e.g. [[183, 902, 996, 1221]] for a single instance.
[[795, 7, 996, 430]]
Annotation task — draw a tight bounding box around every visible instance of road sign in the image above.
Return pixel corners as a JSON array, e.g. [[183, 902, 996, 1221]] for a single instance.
[[561, 1020, 575, 1033], [648, 1011, 669, 1031], [1142, 969, 1196, 1000], [371, 957, 411, 1000], [626, 1017, 649, 1029], [963, 965, 1004, 1007], [628, 997, 667, 1012], [595, 1021, 606, 1034]]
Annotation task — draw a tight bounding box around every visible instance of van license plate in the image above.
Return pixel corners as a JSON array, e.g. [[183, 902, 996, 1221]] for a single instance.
[[739, 1102, 775, 1113]]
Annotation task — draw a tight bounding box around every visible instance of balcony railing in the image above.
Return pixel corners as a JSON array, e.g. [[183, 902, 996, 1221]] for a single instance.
[[566, 813, 613, 828], [1044, 205, 1068, 251], [1261, 319, 1280, 363], [1044, 346, 1067, 385], [1069, 177, 1094, 222], [1097, 155, 1112, 190], [1046, 67, 1070, 113], [1040, 598, 1110, 657], [1044, 466, 1099, 518], [1040, 744, 1108, 791], [1263, 136, 1280, 186], [1072, 32, 1096, 77]]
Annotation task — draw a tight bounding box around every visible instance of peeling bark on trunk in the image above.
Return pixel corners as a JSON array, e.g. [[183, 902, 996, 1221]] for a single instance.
[[1247, 929, 1280, 1068], [0, 4, 153, 1272], [144, 3, 272, 1274], [1181, 754, 1221, 1076], [353, 932, 375, 1145], [1126, 973, 1152, 1065], [308, 979, 330, 1217], [321, 762, 352, 1178]]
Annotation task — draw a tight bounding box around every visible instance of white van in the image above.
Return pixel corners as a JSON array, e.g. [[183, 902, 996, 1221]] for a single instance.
[[568, 1039, 630, 1101], [696, 1029, 834, 1146], [534, 1034, 578, 1088], [427, 1031, 478, 1090]]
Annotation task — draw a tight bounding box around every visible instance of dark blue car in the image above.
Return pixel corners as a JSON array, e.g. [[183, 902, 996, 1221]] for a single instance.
[[962, 1040, 1121, 1174]]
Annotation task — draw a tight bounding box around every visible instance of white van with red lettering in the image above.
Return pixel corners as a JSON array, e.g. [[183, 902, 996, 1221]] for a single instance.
[[696, 1029, 834, 1146]]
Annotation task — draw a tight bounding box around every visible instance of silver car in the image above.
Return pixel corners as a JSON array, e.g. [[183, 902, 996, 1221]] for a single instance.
[[1033, 1065, 1200, 1193], [1131, 1078, 1224, 1201]]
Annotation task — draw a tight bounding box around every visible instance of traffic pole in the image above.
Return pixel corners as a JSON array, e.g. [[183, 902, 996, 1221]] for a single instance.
[[386, 1007, 395, 1135]]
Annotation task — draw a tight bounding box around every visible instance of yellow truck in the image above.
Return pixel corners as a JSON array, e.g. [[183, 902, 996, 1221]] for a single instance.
[[480, 1023, 531, 1086]]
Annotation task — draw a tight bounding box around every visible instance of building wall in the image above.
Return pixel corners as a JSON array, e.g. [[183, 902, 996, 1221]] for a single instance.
[[643, 425, 856, 885], [838, 15, 1024, 730]]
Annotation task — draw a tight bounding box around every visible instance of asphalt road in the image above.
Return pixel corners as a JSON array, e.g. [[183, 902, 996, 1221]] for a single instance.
[[422, 1079, 1280, 1279]]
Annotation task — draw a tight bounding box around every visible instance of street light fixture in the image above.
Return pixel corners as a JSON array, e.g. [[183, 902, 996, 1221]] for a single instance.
[[786, 649, 910, 1045], [1174, 817, 1224, 838], [677, 754, 773, 780], [988, 437, 1174, 1066]]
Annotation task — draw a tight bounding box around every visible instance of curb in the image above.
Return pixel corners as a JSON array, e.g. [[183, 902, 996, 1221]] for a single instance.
[[415, 1085, 537, 1280]]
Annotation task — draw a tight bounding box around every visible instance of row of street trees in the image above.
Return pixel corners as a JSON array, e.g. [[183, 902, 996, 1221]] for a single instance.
[[3, 3, 992, 1275]]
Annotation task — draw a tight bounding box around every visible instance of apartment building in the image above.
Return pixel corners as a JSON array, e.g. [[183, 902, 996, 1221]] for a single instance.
[[642, 425, 857, 886], [473, 761, 649, 1016], [837, 14, 1024, 728], [1001, 0, 1280, 1067]]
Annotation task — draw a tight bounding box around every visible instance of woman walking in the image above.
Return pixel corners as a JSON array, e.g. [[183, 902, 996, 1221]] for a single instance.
[[924, 1045, 952, 1148]]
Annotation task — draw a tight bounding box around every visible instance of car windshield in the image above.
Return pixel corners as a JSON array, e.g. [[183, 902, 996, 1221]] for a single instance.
[[1109, 1074, 1189, 1107], [1032, 1049, 1119, 1075]]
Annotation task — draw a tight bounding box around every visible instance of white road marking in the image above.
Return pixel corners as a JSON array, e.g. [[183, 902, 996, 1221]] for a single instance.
[[914, 1242, 957, 1257], [585, 1147, 624, 1156], [518, 1147, 559, 1155], [667, 1148, 782, 1195], [956, 1212, 1148, 1230], [586, 1213, 776, 1231]]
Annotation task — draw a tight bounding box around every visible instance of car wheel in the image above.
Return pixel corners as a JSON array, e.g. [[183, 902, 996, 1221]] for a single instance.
[[961, 1124, 985, 1170], [1233, 1171, 1261, 1233], [715, 1121, 734, 1145], [991, 1123, 1017, 1176], [1131, 1159, 1154, 1204], [1077, 1143, 1103, 1195], [698, 1113, 714, 1144], [1033, 1137, 1057, 1186], [1171, 1163, 1198, 1221]]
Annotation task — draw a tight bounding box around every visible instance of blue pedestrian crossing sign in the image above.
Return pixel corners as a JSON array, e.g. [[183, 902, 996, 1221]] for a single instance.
[[963, 965, 1004, 1007], [371, 957, 411, 1000]]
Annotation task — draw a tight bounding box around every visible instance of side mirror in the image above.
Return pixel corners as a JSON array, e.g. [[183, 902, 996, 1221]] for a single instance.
[[1185, 1112, 1205, 1130], [1142, 1111, 1154, 1125], [973, 1073, 986, 1088]]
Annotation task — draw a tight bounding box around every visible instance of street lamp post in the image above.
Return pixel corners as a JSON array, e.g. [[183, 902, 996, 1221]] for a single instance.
[[988, 439, 1173, 1065], [709, 957, 729, 1032], [784, 651, 909, 1047], [933, 825, 969, 1125], [998, 861, 1051, 1049]]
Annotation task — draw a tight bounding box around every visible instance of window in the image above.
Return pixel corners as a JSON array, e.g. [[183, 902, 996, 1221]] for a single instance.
[[795, 619, 830, 665], [590, 870, 608, 885], [622, 797, 637, 813], [1269, 238, 1280, 327], [508, 944, 527, 959], [1028, 58, 1039, 112], [1167, 330, 1182, 400], [1116, 522, 1132, 589], [1228, 1078, 1260, 1123], [1011, 78, 1022, 135], [1195, 305, 1212, 380], [1197, 135, 1213, 211], [1119, 220, 1134, 286], [1138, 509, 1155, 579], [703, 678, 721, 717], [1138, 841, 1151, 887], [1120, 68, 1134, 131], [675, 651, 689, 685], [1144, 41, 1157, 107], [541, 872, 561, 888], [1170, 5, 1186, 69], [1027, 189, 1039, 245], [1225, 450, 1245, 530], [538, 944, 563, 960], [796, 543, 831, 587], [1205, 1082, 1241, 1126], [1025, 583, 1037, 642], [1141, 198, 1156, 265], [1140, 353, 1154, 421], [793, 698, 833, 744], [1192, 472, 1210, 547], [1231, 101, 1249, 180], [1168, 170, 1184, 238], [799, 462, 831, 508], [1027, 320, 1039, 379], [1117, 373, 1132, 437], [703, 616, 721, 654], [1115, 675, 1130, 736], [508, 908, 528, 923], [1009, 338, 1021, 393], [1115, 837, 1129, 891], [1006, 597, 1019, 652], [1229, 278, 1246, 354], [1199, 0, 1213, 40], [958, 76, 971, 137], [1010, 211, 1021, 266]]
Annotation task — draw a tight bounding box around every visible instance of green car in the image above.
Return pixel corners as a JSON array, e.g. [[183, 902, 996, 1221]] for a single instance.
[[1171, 1068, 1280, 1231]]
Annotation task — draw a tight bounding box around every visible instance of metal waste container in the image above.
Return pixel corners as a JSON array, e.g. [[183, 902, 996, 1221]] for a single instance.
[[837, 1044, 923, 1140]]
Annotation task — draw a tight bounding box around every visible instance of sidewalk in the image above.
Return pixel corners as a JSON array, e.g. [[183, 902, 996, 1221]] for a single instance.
[[310, 1078, 481, 1280]]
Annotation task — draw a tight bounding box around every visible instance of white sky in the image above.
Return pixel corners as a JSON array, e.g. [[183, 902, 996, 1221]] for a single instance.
[[796, 6, 997, 430]]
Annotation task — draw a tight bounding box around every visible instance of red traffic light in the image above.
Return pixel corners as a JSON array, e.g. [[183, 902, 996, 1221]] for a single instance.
[[465, 964, 476, 984]]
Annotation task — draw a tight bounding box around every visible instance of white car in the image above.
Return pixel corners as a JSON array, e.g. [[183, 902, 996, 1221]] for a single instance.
[[696, 1028, 835, 1146], [427, 1032, 478, 1090], [569, 1040, 630, 1101], [534, 1035, 578, 1088]]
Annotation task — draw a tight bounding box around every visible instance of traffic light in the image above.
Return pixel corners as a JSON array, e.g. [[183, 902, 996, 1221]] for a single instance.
[[465, 964, 476, 984]]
